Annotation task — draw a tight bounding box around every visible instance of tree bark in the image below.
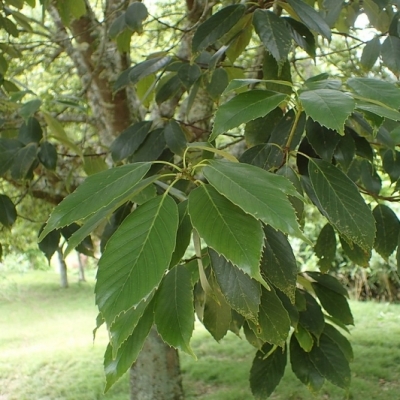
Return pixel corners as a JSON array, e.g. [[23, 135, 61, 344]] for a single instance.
[[130, 328, 184, 400], [77, 253, 86, 282], [57, 247, 68, 288]]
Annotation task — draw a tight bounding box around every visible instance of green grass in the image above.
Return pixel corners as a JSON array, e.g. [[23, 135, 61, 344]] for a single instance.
[[1, 270, 400, 399]]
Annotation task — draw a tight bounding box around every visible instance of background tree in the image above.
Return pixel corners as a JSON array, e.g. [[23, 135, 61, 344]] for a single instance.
[[2, 1, 400, 399]]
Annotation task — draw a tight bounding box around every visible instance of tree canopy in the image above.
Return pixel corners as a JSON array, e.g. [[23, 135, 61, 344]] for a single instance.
[[2, 0, 400, 398]]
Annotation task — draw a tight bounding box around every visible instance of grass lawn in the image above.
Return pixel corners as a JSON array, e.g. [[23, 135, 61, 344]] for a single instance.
[[1, 270, 400, 400]]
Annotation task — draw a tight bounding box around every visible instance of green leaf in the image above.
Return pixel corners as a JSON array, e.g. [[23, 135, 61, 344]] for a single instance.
[[204, 160, 306, 241], [308, 158, 376, 251], [110, 121, 152, 162], [109, 293, 154, 357], [69, 0, 86, 19], [286, 0, 331, 40], [104, 302, 154, 392], [210, 249, 261, 323], [109, 14, 126, 39], [275, 288, 299, 328], [125, 2, 148, 34], [298, 291, 325, 339], [306, 272, 348, 297], [250, 343, 287, 400], [177, 63, 201, 89], [262, 51, 293, 95], [155, 74, 182, 105], [260, 225, 297, 303], [361, 37, 381, 70], [323, 324, 353, 362], [340, 237, 371, 267], [334, 133, 355, 171], [0, 138, 23, 175], [19, 99, 41, 119], [382, 149, 400, 182], [309, 332, 351, 389], [253, 9, 292, 64], [38, 226, 60, 262], [192, 4, 246, 54], [0, 194, 17, 228], [169, 201, 192, 268], [348, 78, 400, 109], [244, 321, 264, 349], [202, 275, 232, 341], [18, 117, 42, 144], [155, 265, 195, 356], [39, 163, 151, 241], [206, 68, 229, 101], [129, 128, 166, 162], [381, 35, 400, 75], [60, 223, 93, 257], [226, 16, 253, 63], [96, 195, 178, 326], [248, 287, 291, 346], [188, 184, 265, 285], [314, 224, 336, 272], [312, 283, 354, 325], [211, 90, 287, 140], [306, 119, 341, 162], [42, 111, 82, 156], [240, 144, 283, 171], [290, 334, 325, 393], [11, 143, 38, 180], [373, 204, 400, 260], [83, 153, 108, 176], [284, 17, 316, 58], [355, 103, 400, 125], [38, 141, 57, 170], [164, 120, 187, 156], [294, 324, 314, 352], [300, 89, 355, 135]]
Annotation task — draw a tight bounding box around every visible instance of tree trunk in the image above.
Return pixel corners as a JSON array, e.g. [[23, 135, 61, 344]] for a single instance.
[[77, 253, 86, 282], [57, 247, 68, 288], [129, 328, 184, 400]]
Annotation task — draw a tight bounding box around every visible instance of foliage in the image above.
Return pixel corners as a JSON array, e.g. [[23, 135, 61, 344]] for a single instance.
[[2, 0, 400, 398]]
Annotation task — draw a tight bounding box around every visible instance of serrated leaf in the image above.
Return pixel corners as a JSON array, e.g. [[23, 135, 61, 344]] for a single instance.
[[250, 343, 287, 400], [312, 283, 354, 325], [155, 265, 195, 356], [0, 194, 17, 228], [260, 225, 297, 303], [129, 128, 166, 163], [202, 275, 232, 341], [209, 249, 261, 323], [253, 9, 292, 64], [381, 35, 400, 74], [355, 101, 400, 121], [348, 78, 400, 109], [226, 16, 253, 63], [109, 293, 154, 357], [323, 324, 353, 362], [39, 163, 151, 241], [262, 51, 293, 95], [18, 117, 42, 144], [192, 4, 246, 54], [314, 224, 336, 272], [244, 321, 264, 349], [239, 144, 284, 171], [206, 68, 229, 101], [38, 141, 57, 170], [334, 133, 355, 172], [340, 236, 371, 267], [284, 17, 316, 58], [290, 334, 325, 393], [275, 288, 299, 328], [204, 160, 306, 242], [300, 89, 355, 134], [110, 121, 152, 162], [164, 120, 187, 156], [361, 36, 381, 70], [188, 184, 265, 284], [211, 90, 287, 140], [287, 0, 331, 40], [306, 119, 341, 162], [308, 158, 376, 251], [309, 332, 351, 389], [38, 226, 60, 262], [60, 223, 93, 257], [306, 272, 348, 297], [373, 204, 400, 260], [96, 195, 178, 326], [104, 303, 154, 392], [248, 287, 291, 346], [298, 291, 325, 339]]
